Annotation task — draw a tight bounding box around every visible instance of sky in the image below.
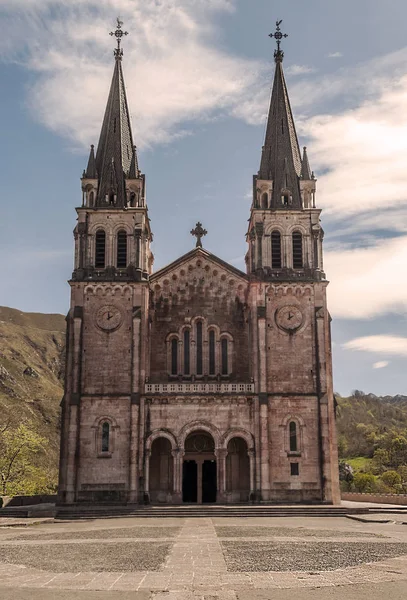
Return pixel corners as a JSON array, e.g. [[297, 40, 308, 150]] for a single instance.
[[0, 0, 406, 397]]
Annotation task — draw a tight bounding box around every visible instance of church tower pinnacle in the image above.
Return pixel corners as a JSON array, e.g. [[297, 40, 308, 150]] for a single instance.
[[75, 19, 152, 282], [247, 21, 320, 279]]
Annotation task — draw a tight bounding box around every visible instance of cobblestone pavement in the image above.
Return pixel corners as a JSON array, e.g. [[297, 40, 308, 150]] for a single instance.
[[0, 516, 406, 599]]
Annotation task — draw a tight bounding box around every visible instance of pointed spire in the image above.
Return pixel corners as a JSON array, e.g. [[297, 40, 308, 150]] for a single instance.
[[84, 145, 97, 179], [259, 23, 302, 209], [301, 146, 312, 180], [94, 21, 136, 207], [128, 145, 139, 179]]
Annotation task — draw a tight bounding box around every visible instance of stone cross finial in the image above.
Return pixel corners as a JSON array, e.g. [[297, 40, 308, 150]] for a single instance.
[[110, 18, 128, 60], [190, 222, 207, 248], [269, 20, 288, 62]]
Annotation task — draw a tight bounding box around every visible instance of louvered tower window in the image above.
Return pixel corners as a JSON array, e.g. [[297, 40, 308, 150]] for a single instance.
[[271, 231, 282, 268], [116, 230, 127, 268], [95, 230, 106, 268], [292, 232, 303, 268]]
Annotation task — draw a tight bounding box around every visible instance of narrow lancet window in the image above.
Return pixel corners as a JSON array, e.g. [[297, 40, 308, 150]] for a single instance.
[[209, 330, 216, 375], [116, 230, 127, 268], [184, 330, 190, 375], [171, 338, 178, 375], [95, 230, 106, 269], [292, 231, 303, 268], [261, 193, 268, 209], [196, 321, 203, 375], [101, 422, 110, 453], [271, 231, 282, 269], [289, 421, 298, 452], [221, 338, 228, 375]]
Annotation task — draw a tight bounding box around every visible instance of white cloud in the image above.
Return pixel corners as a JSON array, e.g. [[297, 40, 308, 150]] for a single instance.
[[343, 335, 407, 357], [327, 52, 343, 59], [0, 0, 260, 148], [373, 361, 390, 369], [325, 235, 407, 319], [286, 64, 316, 76]]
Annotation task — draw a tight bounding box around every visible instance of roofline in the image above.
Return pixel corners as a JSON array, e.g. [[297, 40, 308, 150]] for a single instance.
[[150, 247, 248, 282]]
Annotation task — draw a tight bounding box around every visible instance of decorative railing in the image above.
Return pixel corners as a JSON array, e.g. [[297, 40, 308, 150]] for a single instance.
[[145, 382, 255, 394]]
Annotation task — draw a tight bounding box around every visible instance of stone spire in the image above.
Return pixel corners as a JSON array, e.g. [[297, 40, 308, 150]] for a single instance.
[[85, 19, 140, 208], [258, 21, 302, 209], [84, 145, 97, 179], [301, 146, 312, 180]]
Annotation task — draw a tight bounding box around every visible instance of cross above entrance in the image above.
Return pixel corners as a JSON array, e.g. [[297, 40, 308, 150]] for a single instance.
[[190, 222, 207, 248]]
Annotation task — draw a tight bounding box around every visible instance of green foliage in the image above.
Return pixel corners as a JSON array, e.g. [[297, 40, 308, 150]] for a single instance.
[[380, 470, 402, 492], [353, 472, 377, 493], [0, 422, 56, 496]]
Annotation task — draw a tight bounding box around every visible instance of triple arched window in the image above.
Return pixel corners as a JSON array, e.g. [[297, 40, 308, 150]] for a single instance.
[[168, 322, 233, 378]]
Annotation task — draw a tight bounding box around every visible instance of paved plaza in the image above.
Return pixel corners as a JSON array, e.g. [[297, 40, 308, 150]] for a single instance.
[[0, 515, 406, 599]]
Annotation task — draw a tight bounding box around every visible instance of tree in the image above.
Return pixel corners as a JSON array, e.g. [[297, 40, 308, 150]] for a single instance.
[[380, 470, 402, 493], [353, 472, 376, 493], [0, 423, 48, 496]]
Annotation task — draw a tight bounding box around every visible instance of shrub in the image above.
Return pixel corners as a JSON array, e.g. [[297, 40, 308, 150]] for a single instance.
[[352, 472, 377, 493]]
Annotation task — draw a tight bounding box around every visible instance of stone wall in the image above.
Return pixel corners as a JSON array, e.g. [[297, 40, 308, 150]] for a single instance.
[[342, 492, 407, 505]]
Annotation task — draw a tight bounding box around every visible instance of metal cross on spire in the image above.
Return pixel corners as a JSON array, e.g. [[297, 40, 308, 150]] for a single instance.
[[269, 20, 288, 62], [110, 18, 128, 60], [190, 222, 207, 248]]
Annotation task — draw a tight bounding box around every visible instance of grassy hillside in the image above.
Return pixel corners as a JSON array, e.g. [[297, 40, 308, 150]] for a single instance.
[[0, 306, 65, 469]]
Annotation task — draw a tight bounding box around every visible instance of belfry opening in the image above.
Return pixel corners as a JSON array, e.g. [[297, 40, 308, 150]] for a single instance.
[[182, 432, 217, 504]]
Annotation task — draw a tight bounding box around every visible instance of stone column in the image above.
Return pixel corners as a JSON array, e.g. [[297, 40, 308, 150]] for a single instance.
[[144, 449, 151, 501], [172, 449, 183, 504], [248, 449, 255, 498], [215, 448, 227, 503], [254, 396, 261, 498], [260, 399, 270, 500], [128, 400, 139, 503], [255, 222, 264, 270]]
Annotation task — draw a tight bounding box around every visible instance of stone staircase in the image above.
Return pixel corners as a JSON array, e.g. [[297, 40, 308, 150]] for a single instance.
[[54, 504, 369, 520]]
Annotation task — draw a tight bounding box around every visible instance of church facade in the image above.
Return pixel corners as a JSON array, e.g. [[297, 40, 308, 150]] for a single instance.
[[58, 21, 340, 506]]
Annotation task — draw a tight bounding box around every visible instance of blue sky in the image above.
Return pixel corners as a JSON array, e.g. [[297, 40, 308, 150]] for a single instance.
[[0, 0, 406, 396]]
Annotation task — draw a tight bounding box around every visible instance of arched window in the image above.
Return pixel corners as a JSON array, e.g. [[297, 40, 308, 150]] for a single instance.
[[221, 338, 228, 375], [292, 231, 303, 268], [101, 422, 110, 453], [271, 231, 282, 269], [196, 321, 203, 376], [261, 192, 268, 209], [289, 421, 298, 452], [184, 329, 190, 375], [95, 230, 106, 269], [89, 191, 94, 207], [209, 330, 216, 375], [116, 230, 127, 268], [171, 338, 178, 375]]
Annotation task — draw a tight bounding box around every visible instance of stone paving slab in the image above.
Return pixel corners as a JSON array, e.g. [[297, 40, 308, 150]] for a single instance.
[[0, 516, 406, 596]]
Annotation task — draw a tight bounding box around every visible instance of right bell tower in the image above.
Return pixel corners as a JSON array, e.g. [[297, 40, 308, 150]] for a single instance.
[[247, 21, 340, 504]]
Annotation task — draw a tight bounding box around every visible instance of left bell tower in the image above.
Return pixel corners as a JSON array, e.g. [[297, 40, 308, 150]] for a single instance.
[[58, 20, 152, 505]]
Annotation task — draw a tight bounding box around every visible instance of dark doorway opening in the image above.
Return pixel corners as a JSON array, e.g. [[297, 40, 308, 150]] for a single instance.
[[182, 460, 197, 503], [202, 460, 217, 503]]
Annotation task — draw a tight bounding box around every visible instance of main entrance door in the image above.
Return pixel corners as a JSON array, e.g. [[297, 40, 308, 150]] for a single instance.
[[182, 431, 217, 503]]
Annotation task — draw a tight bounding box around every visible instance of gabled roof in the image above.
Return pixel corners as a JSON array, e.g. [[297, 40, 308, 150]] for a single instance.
[[150, 247, 248, 283], [259, 58, 302, 209], [95, 57, 139, 206]]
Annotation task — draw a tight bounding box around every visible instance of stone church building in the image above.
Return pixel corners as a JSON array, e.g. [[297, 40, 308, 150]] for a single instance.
[[58, 21, 340, 505]]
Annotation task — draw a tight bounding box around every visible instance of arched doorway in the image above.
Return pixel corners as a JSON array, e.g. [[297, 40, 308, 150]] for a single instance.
[[149, 437, 174, 503], [226, 437, 250, 502], [182, 431, 217, 504]]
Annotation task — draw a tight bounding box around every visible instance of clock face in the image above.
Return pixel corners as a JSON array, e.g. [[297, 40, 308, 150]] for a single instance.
[[276, 305, 303, 332], [95, 305, 123, 332]]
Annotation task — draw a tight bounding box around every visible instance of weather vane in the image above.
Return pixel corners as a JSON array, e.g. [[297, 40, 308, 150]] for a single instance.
[[269, 20, 288, 62], [110, 17, 128, 59], [191, 222, 207, 248]]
